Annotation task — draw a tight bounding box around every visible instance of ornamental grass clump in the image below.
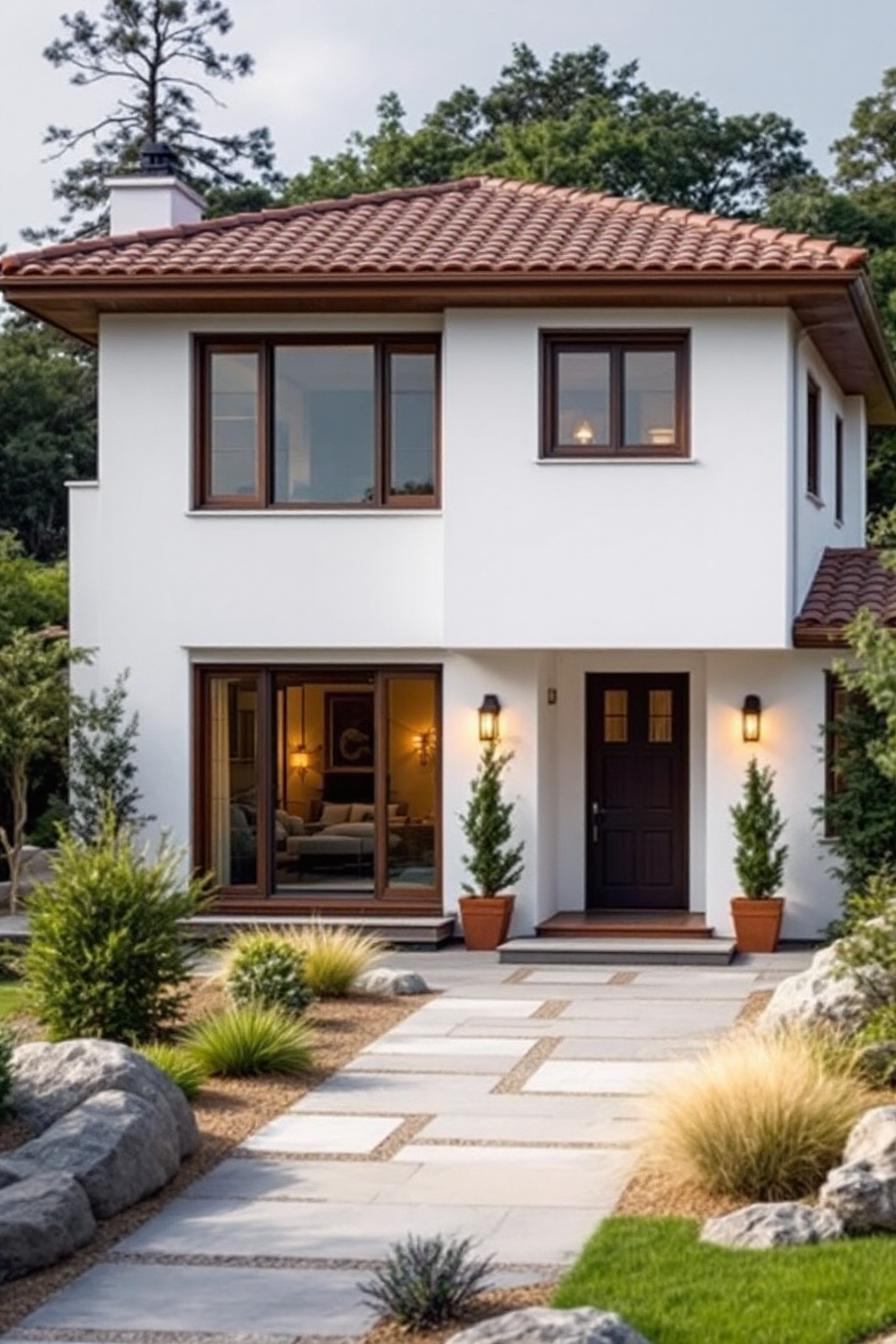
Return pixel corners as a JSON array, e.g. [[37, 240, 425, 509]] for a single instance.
[[645, 1027, 872, 1201], [185, 1004, 314, 1077], [223, 930, 314, 1015], [360, 1234, 494, 1330], [291, 924, 384, 997], [139, 1042, 209, 1100]]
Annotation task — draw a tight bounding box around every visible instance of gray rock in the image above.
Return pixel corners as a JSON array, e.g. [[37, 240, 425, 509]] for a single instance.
[[700, 1201, 843, 1249], [820, 1106, 896, 1232], [446, 1308, 650, 1344], [0, 1088, 180, 1218], [11, 1038, 198, 1158], [0, 1173, 95, 1283], [760, 941, 883, 1033], [354, 967, 429, 996]]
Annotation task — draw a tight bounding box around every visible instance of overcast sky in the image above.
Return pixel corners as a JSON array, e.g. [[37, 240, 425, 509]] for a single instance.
[[1, 0, 894, 252]]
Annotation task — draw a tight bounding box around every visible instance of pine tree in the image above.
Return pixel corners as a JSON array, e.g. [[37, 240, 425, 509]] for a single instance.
[[730, 757, 788, 899], [69, 671, 151, 842], [460, 742, 524, 897]]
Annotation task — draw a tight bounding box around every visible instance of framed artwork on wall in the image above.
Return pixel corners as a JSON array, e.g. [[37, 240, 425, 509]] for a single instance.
[[325, 691, 375, 771]]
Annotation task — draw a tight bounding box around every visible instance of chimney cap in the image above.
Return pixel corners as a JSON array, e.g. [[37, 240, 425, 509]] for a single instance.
[[138, 142, 181, 176]]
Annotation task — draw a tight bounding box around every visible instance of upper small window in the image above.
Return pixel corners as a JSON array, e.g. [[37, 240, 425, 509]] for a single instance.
[[835, 415, 844, 524], [541, 332, 689, 458], [198, 336, 439, 509], [806, 375, 821, 500]]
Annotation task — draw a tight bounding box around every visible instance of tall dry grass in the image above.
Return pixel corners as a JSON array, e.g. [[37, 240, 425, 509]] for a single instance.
[[644, 1027, 873, 1201], [288, 923, 385, 997]]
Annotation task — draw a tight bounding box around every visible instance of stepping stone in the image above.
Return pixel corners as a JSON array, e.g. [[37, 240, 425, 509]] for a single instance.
[[522, 1059, 675, 1095], [418, 997, 544, 1016], [242, 1112, 404, 1154], [362, 1035, 537, 1057]]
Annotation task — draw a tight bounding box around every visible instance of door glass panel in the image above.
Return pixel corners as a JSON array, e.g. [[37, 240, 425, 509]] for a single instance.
[[648, 689, 673, 743], [209, 352, 259, 497], [603, 690, 628, 743], [274, 677, 376, 891], [390, 352, 436, 497], [208, 675, 258, 885], [387, 677, 437, 889], [556, 351, 610, 448], [623, 350, 676, 447], [273, 346, 375, 503]]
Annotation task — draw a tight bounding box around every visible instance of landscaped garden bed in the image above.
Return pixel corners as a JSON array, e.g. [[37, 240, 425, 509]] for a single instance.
[[0, 973, 427, 1334]]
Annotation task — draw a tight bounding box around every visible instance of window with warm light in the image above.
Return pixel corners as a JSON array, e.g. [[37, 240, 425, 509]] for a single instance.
[[541, 331, 689, 458], [198, 336, 439, 509]]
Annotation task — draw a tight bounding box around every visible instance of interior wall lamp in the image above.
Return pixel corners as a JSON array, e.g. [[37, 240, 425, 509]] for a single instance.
[[478, 694, 501, 743], [413, 728, 436, 767], [742, 694, 762, 743]]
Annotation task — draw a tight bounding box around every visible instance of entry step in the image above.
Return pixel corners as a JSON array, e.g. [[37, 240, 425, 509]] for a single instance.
[[498, 936, 737, 966], [183, 912, 456, 947]]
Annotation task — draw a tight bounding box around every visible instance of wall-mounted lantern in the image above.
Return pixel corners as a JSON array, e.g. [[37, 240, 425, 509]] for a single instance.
[[742, 694, 762, 743], [478, 694, 501, 743]]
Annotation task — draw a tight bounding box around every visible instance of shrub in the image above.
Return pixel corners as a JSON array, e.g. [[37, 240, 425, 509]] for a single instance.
[[22, 812, 209, 1043], [460, 741, 525, 897], [857, 1002, 896, 1085], [223, 931, 314, 1015], [645, 1027, 872, 1201], [0, 1025, 12, 1119], [360, 1234, 494, 1329], [185, 1004, 314, 1077], [818, 689, 896, 897], [292, 924, 384, 996], [730, 757, 787, 898], [139, 1042, 209, 1100], [834, 864, 896, 1003]]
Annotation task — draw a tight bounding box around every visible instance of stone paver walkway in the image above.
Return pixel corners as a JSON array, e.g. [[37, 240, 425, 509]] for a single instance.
[[4, 949, 807, 1344]]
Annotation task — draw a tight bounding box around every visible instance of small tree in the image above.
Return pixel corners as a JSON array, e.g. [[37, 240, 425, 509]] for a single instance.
[[0, 631, 86, 909], [730, 757, 788, 898], [818, 687, 896, 893], [69, 670, 151, 842], [459, 742, 524, 897]]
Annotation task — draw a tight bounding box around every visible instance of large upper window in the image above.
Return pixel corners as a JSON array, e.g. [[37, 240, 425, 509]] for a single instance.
[[541, 331, 689, 459], [198, 336, 439, 508]]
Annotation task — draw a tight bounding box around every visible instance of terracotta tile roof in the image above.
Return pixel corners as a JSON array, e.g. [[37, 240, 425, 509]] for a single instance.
[[0, 178, 868, 282], [794, 548, 896, 646]]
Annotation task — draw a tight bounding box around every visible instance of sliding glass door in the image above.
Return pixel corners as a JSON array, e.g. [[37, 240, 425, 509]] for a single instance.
[[196, 666, 440, 904]]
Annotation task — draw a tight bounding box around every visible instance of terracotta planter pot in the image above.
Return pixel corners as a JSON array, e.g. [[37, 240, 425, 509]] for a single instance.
[[458, 895, 515, 951], [730, 897, 784, 953]]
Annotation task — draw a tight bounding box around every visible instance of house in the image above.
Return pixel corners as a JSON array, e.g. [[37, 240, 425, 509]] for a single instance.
[[4, 154, 896, 949]]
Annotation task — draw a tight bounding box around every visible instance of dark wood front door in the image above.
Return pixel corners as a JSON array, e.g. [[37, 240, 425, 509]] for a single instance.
[[585, 673, 689, 910]]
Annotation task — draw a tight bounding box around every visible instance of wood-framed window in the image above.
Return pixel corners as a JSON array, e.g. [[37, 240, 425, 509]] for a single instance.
[[194, 664, 441, 907], [806, 374, 821, 500], [824, 669, 864, 837], [835, 414, 845, 524], [540, 330, 690, 459], [195, 335, 440, 509]]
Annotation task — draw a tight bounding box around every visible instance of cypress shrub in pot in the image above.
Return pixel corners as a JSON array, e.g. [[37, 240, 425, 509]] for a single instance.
[[730, 757, 788, 952], [458, 742, 524, 950]]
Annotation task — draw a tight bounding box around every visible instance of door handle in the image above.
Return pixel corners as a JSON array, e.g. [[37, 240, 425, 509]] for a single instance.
[[591, 800, 601, 843]]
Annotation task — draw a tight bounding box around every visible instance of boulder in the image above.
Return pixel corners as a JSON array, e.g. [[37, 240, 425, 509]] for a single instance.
[[820, 1106, 896, 1232], [760, 942, 879, 1033], [354, 968, 429, 996], [446, 1308, 650, 1344], [11, 1038, 198, 1158], [0, 1173, 95, 1283], [0, 1087, 180, 1218], [700, 1201, 843, 1249]]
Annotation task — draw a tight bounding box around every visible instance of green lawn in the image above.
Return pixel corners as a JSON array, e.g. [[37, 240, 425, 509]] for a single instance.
[[0, 979, 27, 1020], [553, 1216, 896, 1344]]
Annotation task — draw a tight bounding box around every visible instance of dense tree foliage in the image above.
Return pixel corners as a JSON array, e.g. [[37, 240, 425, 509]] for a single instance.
[[30, 0, 282, 240], [0, 533, 68, 643]]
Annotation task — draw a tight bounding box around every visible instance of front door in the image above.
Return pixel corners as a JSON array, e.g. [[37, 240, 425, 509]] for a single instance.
[[585, 673, 689, 910]]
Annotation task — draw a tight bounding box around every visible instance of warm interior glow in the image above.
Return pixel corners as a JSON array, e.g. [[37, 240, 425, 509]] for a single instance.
[[289, 744, 311, 772], [413, 728, 436, 766], [572, 418, 596, 445], [648, 426, 675, 445]]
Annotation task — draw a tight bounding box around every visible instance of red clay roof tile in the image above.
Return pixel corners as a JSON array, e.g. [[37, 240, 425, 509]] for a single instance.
[[0, 177, 868, 282], [793, 548, 896, 646]]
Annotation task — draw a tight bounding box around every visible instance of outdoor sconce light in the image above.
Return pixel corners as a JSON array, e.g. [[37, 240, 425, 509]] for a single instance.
[[742, 694, 762, 743], [478, 694, 501, 743]]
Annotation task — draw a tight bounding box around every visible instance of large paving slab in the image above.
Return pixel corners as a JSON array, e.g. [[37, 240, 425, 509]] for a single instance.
[[523, 1058, 676, 1096], [188, 1156, 421, 1202], [241, 1111, 405, 1154]]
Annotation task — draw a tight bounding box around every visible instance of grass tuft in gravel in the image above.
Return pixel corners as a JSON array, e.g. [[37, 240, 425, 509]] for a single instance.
[[184, 1002, 314, 1077]]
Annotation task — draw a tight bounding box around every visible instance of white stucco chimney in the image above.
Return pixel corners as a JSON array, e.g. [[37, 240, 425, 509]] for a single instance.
[[107, 142, 206, 235]]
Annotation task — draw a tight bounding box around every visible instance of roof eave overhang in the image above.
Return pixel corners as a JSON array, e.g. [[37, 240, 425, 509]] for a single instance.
[[4, 266, 895, 423], [792, 626, 850, 649]]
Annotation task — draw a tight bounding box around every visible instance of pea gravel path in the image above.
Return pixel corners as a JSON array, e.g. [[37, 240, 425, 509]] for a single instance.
[[2, 948, 808, 1344]]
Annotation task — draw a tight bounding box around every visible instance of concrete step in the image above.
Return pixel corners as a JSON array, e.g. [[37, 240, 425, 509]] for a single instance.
[[498, 935, 737, 967], [183, 912, 456, 947]]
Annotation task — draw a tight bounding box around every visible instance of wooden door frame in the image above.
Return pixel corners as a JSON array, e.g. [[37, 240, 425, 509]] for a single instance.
[[584, 671, 690, 910]]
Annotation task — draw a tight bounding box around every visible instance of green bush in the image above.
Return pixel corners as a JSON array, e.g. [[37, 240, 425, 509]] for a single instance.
[[834, 864, 896, 1001], [22, 813, 209, 1043], [857, 1001, 896, 1084], [730, 757, 787, 898], [0, 1025, 13, 1119], [360, 1234, 494, 1329], [139, 1042, 209, 1100], [185, 1004, 314, 1077], [224, 931, 314, 1015]]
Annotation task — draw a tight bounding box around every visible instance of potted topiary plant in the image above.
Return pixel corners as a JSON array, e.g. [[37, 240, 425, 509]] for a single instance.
[[458, 741, 524, 951], [730, 757, 788, 952]]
